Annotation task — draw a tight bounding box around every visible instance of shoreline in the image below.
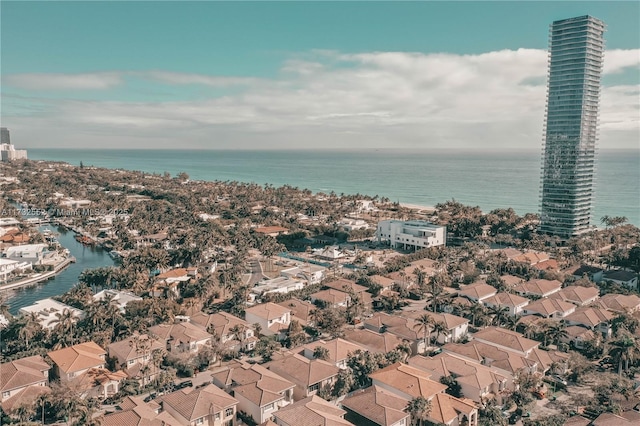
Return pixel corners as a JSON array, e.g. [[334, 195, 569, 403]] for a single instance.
[[0, 256, 75, 292]]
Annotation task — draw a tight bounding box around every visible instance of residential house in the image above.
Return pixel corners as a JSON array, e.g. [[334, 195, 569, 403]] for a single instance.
[[402, 311, 470, 344], [99, 396, 182, 426], [245, 303, 291, 339], [107, 334, 165, 384], [472, 327, 539, 357], [368, 363, 478, 426], [272, 395, 352, 426], [483, 293, 530, 315], [277, 298, 316, 327], [93, 289, 142, 312], [152, 268, 197, 298], [254, 226, 288, 237], [301, 338, 367, 369], [409, 353, 513, 404], [160, 384, 239, 426], [341, 385, 410, 426], [596, 294, 640, 313], [562, 326, 596, 349], [570, 265, 604, 283], [149, 322, 213, 353], [250, 277, 305, 303], [48, 342, 106, 382], [211, 361, 295, 424], [459, 282, 497, 303], [190, 312, 257, 352], [564, 307, 614, 338], [549, 286, 600, 306], [369, 275, 396, 293], [0, 356, 50, 402], [443, 342, 538, 375], [603, 270, 638, 290], [0, 258, 31, 282], [280, 264, 326, 285], [324, 279, 372, 307], [513, 279, 562, 298], [363, 313, 425, 354], [313, 246, 345, 261], [18, 298, 86, 330], [75, 368, 128, 399], [376, 220, 447, 250], [310, 288, 351, 308], [5, 243, 49, 265], [342, 329, 403, 354], [265, 353, 340, 401], [500, 275, 524, 288], [522, 298, 576, 319]]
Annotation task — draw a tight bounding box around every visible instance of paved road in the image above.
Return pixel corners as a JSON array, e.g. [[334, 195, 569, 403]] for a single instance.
[[246, 258, 264, 286]]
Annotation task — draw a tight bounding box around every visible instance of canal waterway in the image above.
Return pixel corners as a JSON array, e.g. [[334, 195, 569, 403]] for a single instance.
[[6, 225, 115, 314]]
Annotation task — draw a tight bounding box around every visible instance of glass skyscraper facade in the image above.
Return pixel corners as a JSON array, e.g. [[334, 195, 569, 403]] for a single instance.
[[540, 15, 605, 238]]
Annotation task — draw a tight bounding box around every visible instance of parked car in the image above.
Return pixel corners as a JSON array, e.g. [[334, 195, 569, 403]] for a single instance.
[[176, 380, 193, 389], [509, 413, 521, 424]]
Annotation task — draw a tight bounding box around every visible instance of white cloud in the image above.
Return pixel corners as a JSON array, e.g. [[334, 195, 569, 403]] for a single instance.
[[603, 49, 640, 74], [2, 48, 638, 150], [3, 72, 123, 90]]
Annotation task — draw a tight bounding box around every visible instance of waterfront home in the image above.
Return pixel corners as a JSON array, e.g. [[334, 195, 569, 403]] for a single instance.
[[340, 385, 410, 426], [245, 303, 291, 340], [376, 220, 446, 250], [149, 322, 213, 353], [19, 298, 85, 329], [0, 258, 31, 282], [549, 286, 600, 306], [107, 334, 165, 384], [0, 356, 50, 403], [5, 243, 49, 265], [47, 342, 106, 382], [273, 395, 351, 426], [301, 338, 367, 368], [265, 353, 340, 401], [160, 384, 238, 426], [93, 289, 142, 312], [211, 361, 295, 424], [513, 279, 562, 298], [190, 311, 257, 352], [151, 267, 197, 298], [409, 352, 513, 404], [483, 292, 530, 315]]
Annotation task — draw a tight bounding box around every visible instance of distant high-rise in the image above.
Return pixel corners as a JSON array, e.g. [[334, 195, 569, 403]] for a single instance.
[[0, 127, 10, 144], [0, 127, 28, 162], [539, 15, 605, 238]]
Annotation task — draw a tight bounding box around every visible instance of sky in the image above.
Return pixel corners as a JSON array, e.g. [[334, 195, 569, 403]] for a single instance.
[[1, 1, 639, 151]]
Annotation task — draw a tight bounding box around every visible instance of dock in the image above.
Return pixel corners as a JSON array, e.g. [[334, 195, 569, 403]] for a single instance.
[[0, 256, 76, 292]]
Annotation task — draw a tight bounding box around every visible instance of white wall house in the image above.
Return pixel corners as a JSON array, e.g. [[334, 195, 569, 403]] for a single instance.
[[0, 258, 32, 282], [377, 220, 446, 250], [19, 298, 86, 329], [5, 244, 49, 265]]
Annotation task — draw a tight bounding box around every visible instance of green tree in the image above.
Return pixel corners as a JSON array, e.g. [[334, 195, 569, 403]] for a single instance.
[[406, 396, 432, 426]]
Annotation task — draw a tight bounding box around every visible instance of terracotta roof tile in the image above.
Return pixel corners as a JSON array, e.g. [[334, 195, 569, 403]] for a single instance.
[[47, 342, 106, 374]]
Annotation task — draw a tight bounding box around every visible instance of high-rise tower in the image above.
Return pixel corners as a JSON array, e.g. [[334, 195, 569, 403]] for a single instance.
[[539, 15, 605, 238]]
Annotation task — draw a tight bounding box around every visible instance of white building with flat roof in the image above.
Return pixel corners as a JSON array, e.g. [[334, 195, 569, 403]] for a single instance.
[[376, 220, 446, 250], [5, 243, 49, 265], [0, 258, 32, 282], [19, 298, 85, 329], [93, 289, 142, 312]]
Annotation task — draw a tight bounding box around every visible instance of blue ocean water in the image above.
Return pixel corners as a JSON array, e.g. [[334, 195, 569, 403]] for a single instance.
[[27, 149, 640, 225]]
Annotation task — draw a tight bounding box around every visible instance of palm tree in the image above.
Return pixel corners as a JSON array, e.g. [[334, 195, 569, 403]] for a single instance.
[[413, 314, 435, 354], [609, 333, 640, 375], [18, 312, 42, 349], [488, 305, 510, 327], [50, 308, 77, 346], [432, 320, 450, 344], [406, 396, 432, 426]]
